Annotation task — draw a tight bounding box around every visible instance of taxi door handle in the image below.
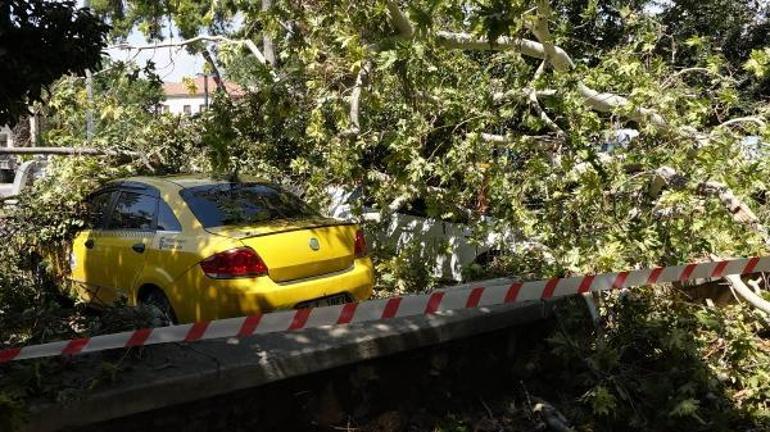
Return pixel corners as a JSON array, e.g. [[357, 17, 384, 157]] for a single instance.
[[84, 239, 95, 249], [132, 243, 146, 254]]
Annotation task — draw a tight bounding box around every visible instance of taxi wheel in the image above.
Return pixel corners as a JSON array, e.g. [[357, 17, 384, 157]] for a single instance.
[[141, 289, 178, 327]]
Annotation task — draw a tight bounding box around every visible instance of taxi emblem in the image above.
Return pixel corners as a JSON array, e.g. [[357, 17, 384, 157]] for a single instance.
[[309, 237, 320, 251]]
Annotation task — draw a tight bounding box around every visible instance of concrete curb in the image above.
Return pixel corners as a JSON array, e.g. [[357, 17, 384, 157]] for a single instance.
[[24, 301, 551, 432]]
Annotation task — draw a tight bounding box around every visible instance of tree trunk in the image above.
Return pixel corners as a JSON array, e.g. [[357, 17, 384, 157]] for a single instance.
[[262, 0, 276, 66]]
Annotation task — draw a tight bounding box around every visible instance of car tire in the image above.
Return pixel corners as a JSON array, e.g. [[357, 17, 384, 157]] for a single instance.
[[141, 289, 177, 327], [474, 250, 502, 266]]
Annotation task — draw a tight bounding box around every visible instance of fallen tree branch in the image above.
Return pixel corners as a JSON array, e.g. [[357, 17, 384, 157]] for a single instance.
[[479, 132, 563, 146], [200, 49, 230, 96], [108, 35, 277, 82], [0, 147, 137, 156], [480, 132, 516, 144], [724, 274, 770, 315], [341, 60, 373, 138], [386, 1, 672, 132], [527, 60, 566, 139], [493, 88, 557, 103], [713, 116, 767, 130], [261, 0, 276, 66], [385, 0, 414, 38], [653, 167, 769, 243], [531, 0, 571, 73]]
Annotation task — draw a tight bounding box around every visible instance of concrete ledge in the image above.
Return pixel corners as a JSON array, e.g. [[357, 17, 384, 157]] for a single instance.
[[25, 301, 551, 432]]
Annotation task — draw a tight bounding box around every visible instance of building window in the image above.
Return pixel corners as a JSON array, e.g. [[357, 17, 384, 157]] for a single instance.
[[162, 105, 170, 113], [199, 104, 206, 113], [183, 105, 191, 115], [0, 133, 7, 148]]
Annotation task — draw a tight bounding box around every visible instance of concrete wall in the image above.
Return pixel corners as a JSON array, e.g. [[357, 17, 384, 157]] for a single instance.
[[24, 301, 551, 432]]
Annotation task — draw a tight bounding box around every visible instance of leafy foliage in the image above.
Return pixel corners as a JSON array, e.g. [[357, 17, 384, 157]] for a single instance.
[[515, 288, 770, 430], [0, 0, 109, 126]]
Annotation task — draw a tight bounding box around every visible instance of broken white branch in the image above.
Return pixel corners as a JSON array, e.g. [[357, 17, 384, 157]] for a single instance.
[[653, 166, 769, 243], [724, 274, 770, 315], [433, 31, 669, 129], [384, 1, 674, 132], [341, 60, 373, 138], [261, 0, 276, 66], [480, 132, 516, 144], [434, 30, 573, 70], [493, 88, 557, 103], [108, 35, 277, 81], [713, 116, 766, 130], [0, 147, 137, 156], [385, 0, 414, 38], [576, 83, 668, 128], [531, 0, 572, 73], [662, 67, 739, 89], [527, 60, 565, 138]]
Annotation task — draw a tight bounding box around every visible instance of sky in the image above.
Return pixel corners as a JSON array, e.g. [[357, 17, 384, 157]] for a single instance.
[[78, 0, 202, 82], [105, 30, 203, 83]]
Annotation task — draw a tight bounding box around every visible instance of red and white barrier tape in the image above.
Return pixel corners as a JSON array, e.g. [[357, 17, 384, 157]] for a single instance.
[[1, 256, 767, 364]]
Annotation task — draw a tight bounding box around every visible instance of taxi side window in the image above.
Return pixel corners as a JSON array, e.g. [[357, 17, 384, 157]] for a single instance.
[[156, 199, 182, 232], [85, 191, 115, 229], [107, 192, 157, 231]]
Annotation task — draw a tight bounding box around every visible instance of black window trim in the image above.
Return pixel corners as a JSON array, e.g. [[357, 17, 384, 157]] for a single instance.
[[103, 190, 157, 232], [156, 197, 183, 233], [120, 181, 160, 198], [99, 182, 160, 232], [85, 186, 120, 230], [84, 181, 184, 233], [88, 181, 182, 233]]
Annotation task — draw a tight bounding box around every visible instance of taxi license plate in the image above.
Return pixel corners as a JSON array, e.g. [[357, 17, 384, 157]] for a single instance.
[[297, 294, 350, 308]]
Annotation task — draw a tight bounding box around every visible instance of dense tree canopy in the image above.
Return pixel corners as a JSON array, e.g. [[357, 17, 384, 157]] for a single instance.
[[56, 0, 770, 280], [0, 0, 109, 126]]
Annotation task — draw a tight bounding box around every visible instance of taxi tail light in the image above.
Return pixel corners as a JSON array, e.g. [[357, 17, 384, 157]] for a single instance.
[[200, 247, 268, 279], [354, 229, 367, 257]]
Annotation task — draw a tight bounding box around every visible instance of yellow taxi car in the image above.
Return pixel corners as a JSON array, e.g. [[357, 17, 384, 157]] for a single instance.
[[69, 176, 374, 324]]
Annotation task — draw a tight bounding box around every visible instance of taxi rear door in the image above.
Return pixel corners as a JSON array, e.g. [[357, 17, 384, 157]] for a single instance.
[[100, 184, 159, 299]]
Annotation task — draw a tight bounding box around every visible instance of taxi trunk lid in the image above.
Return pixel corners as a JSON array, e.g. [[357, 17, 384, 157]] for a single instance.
[[207, 218, 357, 282]]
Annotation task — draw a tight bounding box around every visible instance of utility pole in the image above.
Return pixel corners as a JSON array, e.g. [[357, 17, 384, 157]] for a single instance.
[[196, 72, 211, 110], [84, 0, 94, 139], [203, 74, 209, 109]]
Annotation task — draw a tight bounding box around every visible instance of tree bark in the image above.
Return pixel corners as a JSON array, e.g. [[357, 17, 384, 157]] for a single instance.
[[261, 0, 276, 66], [200, 49, 230, 96], [341, 60, 373, 137]]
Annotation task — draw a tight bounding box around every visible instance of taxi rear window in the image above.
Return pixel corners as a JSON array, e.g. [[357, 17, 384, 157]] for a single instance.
[[180, 183, 317, 228]]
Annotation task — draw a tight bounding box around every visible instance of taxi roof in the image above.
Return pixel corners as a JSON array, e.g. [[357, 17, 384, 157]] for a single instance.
[[120, 174, 267, 191]]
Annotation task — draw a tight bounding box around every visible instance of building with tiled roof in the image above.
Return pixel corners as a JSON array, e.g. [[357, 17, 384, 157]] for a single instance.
[[159, 76, 243, 115]]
